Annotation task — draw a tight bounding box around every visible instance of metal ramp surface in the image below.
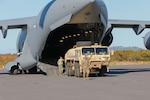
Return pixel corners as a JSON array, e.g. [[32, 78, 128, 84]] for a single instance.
[[38, 62, 59, 76]]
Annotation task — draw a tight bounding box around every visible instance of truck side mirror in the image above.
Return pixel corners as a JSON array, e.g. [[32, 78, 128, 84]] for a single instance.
[[110, 50, 114, 56]]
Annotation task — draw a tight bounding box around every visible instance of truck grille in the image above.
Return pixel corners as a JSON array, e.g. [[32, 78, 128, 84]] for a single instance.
[[90, 61, 101, 68]]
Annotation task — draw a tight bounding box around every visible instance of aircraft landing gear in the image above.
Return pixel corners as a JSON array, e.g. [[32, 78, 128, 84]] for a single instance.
[[10, 66, 19, 75]]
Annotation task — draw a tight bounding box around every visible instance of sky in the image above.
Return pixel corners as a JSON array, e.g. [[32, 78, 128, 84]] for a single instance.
[[0, 0, 150, 54]]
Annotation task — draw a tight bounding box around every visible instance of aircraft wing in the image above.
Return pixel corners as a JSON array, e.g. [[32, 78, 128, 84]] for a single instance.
[[107, 19, 150, 35], [0, 16, 36, 38]]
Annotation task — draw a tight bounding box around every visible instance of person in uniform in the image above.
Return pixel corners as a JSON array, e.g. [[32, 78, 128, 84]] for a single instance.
[[57, 56, 64, 76], [81, 54, 92, 80]]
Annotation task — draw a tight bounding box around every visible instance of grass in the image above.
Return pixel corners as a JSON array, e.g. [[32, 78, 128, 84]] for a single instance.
[[0, 54, 17, 69], [110, 61, 150, 66]]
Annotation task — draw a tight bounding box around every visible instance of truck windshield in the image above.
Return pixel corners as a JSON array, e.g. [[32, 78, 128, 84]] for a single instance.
[[96, 48, 108, 55], [82, 48, 94, 55]]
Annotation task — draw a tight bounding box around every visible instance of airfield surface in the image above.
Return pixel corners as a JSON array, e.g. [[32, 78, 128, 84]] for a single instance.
[[0, 65, 150, 100]]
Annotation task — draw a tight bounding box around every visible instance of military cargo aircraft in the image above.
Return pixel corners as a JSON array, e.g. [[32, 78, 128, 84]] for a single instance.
[[0, 0, 150, 74]]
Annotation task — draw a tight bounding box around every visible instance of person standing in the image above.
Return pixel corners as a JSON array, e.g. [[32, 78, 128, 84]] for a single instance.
[[57, 56, 64, 76], [81, 54, 92, 80]]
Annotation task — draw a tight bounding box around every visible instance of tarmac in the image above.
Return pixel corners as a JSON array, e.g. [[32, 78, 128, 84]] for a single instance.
[[0, 64, 150, 100]]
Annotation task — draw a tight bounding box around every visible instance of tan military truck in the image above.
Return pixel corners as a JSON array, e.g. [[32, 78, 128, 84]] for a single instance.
[[64, 42, 111, 77]]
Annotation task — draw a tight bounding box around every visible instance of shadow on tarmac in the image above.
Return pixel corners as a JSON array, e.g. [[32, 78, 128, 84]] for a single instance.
[[0, 69, 46, 75], [0, 69, 10, 74], [108, 67, 150, 76]]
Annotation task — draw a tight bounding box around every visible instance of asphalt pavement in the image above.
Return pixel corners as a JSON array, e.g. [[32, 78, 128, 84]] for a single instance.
[[0, 64, 150, 100]]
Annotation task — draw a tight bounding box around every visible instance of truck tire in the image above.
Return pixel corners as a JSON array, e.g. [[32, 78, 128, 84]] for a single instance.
[[68, 63, 71, 76], [99, 66, 107, 76], [65, 62, 74, 76], [65, 62, 70, 76], [76, 41, 92, 47], [74, 62, 78, 77], [75, 62, 82, 77], [69, 67, 74, 76], [69, 62, 75, 76]]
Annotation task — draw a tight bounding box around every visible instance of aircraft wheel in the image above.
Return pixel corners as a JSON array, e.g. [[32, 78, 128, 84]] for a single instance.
[[10, 66, 19, 75]]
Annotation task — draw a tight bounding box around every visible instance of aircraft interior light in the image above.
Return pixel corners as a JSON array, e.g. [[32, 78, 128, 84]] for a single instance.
[[89, 31, 92, 33], [85, 31, 88, 34], [59, 40, 64, 42], [73, 34, 76, 37], [77, 34, 80, 36]]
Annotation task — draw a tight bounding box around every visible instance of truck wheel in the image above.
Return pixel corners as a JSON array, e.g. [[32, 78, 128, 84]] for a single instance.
[[74, 62, 78, 77], [68, 64, 72, 76], [75, 62, 79, 77], [69, 67, 74, 76], [77, 66, 82, 77], [76, 66, 80, 77], [99, 66, 107, 76], [75, 62, 82, 77], [65, 62, 70, 76], [69, 62, 74, 76]]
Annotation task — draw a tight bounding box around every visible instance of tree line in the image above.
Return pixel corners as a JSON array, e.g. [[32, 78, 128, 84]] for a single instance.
[[111, 50, 150, 61]]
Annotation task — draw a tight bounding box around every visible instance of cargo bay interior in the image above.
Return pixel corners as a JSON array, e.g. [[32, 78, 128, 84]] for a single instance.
[[40, 23, 104, 65]]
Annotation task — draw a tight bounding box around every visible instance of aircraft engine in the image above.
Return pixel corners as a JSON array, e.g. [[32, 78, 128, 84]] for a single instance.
[[144, 31, 150, 49], [101, 33, 113, 46], [16, 29, 27, 53]]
